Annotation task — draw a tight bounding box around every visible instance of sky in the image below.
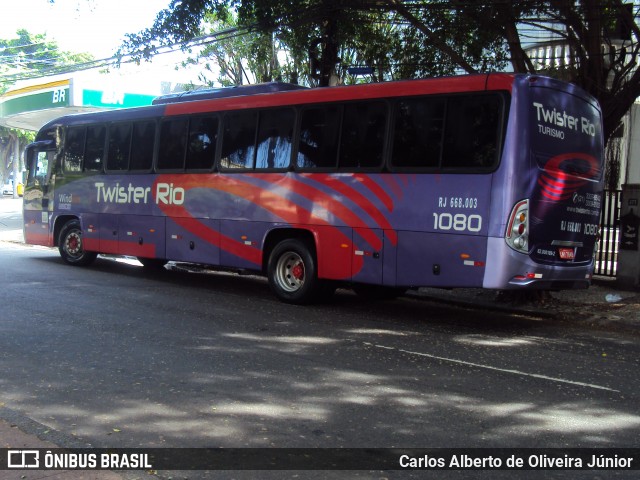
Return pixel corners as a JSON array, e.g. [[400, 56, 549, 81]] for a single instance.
[[1, 0, 171, 58], [1, 0, 205, 86]]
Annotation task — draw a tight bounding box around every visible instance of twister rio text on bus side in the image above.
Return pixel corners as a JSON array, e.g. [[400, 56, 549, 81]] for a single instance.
[[93, 181, 185, 205]]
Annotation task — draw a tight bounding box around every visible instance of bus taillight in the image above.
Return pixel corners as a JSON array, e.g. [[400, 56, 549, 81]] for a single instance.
[[506, 199, 529, 253]]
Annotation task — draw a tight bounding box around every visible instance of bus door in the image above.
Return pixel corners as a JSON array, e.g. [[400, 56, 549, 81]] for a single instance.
[[24, 141, 56, 246]]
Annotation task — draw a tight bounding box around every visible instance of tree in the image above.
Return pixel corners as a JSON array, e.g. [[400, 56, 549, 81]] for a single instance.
[[119, 1, 640, 145], [0, 30, 91, 193], [120, 0, 406, 86], [1, 29, 93, 93], [177, 5, 411, 86], [438, 0, 640, 145], [179, 7, 289, 86]]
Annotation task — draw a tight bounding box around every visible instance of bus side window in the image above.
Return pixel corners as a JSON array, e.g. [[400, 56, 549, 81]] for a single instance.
[[220, 111, 258, 169], [186, 116, 218, 170], [391, 97, 444, 169], [339, 101, 387, 170], [107, 123, 132, 171], [442, 94, 501, 170], [84, 125, 105, 172], [64, 126, 85, 173], [158, 118, 189, 170], [297, 106, 341, 169], [130, 120, 156, 171], [255, 108, 294, 169]]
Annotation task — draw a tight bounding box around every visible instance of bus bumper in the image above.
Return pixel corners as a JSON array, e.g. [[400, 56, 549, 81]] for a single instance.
[[483, 237, 593, 290]]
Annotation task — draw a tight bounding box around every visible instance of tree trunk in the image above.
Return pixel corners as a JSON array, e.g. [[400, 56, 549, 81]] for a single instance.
[[318, 7, 340, 86]]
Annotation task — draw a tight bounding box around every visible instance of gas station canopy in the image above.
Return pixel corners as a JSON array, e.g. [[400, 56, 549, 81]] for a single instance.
[[0, 72, 170, 132]]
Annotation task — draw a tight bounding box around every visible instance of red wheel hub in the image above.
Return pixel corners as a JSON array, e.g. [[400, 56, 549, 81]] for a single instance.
[[292, 263, 304, 280], [68, 237, 79, 251]]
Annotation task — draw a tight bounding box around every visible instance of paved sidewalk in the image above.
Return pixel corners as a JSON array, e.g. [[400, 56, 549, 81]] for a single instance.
[[0, 419, 132, 480], [412, 277, 640, 335]]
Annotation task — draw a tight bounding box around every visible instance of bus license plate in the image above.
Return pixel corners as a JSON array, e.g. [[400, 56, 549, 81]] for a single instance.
[[558, 248, 575, 260]]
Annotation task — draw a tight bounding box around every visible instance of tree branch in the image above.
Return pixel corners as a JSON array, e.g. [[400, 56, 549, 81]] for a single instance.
[[386, 0, 478, 74]]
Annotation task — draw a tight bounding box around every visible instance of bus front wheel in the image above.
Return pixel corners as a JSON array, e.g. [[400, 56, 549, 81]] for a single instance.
[[267, 239, 319, 304], [58, 220, 97, 266]]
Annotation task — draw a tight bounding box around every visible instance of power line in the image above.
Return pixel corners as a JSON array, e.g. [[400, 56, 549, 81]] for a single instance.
[[2, 1, 639, 84], [0, 25, 253, 84]]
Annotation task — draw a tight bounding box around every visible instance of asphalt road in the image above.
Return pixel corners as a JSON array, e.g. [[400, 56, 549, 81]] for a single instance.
[[0, 198, 639, 478], [0, 197, 22, 232]]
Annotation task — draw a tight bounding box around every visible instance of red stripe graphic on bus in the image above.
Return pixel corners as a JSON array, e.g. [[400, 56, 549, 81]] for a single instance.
[[300, 173, 397, 245], [537, 152, 600, 201], [153, 174, 365, 278], [171, 215, 262, 266], [379, 175, 405, 199], [353, 174, 396, 212], [252, 174, 386, 250]]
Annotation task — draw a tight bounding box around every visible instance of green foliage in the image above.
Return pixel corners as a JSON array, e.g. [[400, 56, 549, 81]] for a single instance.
[[0, 127, 34, 188], [119, 0, 222, 64], [115, 0, 640, 146], [118, 0, 514, 86], [0, 29, 93, 93], [0, 29, 87, 180], [182, 7, 288, 86]]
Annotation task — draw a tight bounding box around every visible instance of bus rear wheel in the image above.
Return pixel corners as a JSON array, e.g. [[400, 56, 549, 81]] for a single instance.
[[267, 239, 319, 304], [58, 220, 97, 266]]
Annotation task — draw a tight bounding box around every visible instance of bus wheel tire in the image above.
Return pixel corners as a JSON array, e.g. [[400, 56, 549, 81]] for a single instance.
[[268, 239, 318, 304], [58, 220, 97, 266]]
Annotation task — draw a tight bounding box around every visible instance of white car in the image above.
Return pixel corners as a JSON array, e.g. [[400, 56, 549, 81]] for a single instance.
[[2, 184, 13, 196]]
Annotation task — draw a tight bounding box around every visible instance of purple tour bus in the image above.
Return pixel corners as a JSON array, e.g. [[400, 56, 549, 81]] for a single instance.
[[23, 74, 604, 303]]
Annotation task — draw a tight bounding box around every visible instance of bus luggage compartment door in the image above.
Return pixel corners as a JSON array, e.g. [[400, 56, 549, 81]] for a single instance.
[[165, 217, 221, 265], [117, 215, 165, 259], [396, 231, 486, 288], [352, 227, 384, 285]]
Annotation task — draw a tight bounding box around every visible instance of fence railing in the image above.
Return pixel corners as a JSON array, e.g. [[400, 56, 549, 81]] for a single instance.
[[595, 189, 621, 277]]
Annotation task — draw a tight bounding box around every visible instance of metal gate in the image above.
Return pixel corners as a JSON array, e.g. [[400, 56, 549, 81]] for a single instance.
[[595, 189, 621, 277]]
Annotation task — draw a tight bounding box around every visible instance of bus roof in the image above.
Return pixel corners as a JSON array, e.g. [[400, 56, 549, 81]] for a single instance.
[[37, 73, 522, 135], [152, 82, 307, 105], [162, 73, 517, 116]]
